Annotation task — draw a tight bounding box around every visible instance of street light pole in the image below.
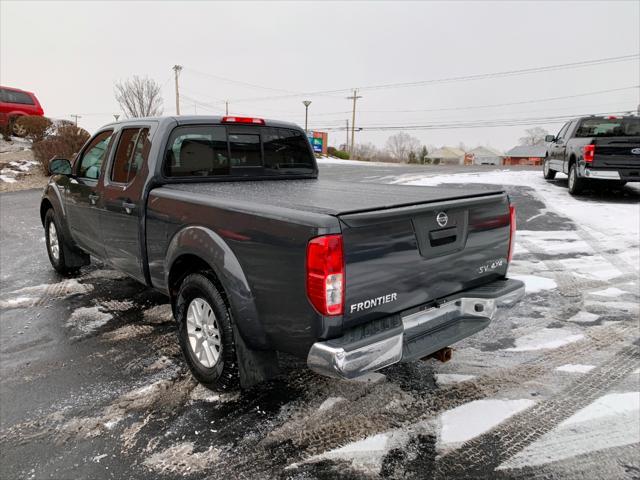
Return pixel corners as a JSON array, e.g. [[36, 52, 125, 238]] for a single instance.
[[302, 100, 312, 133]]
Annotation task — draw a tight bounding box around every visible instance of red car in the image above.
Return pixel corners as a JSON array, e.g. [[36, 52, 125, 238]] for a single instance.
[[0, 86, 45, 136]]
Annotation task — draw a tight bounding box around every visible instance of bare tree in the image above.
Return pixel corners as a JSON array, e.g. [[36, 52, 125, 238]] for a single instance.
[[352, 142, 379, 161], [385, 132, 421, 163], [519, 127, 549, 146], [114, 76, 163, 118]]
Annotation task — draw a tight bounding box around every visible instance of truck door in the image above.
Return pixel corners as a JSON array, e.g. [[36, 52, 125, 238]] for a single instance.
[[99, 126, 151, 283], [548, 122, 570, 172], [66, 129, 114, 258]]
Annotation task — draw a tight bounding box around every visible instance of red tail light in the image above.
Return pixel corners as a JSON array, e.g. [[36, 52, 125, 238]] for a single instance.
[[306, 235, 344, 316], [583, 144, 595, 163], [508, 204, 516, 262], [222, 116, 265, 125]]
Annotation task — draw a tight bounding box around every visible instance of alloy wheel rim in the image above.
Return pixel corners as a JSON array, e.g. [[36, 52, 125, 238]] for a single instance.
[[544, 161, 549, 176], [186, 297, 221, 368], [48, 222, 59, 261]]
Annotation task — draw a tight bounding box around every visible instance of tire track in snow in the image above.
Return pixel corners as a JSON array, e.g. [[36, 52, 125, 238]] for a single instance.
[[432, 344, 640, 479]]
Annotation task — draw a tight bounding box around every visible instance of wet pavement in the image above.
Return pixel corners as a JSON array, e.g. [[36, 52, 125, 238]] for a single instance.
[[1, 163, 639, 479]]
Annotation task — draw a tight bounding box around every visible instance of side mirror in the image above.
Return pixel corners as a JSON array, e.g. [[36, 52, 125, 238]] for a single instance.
[[48, 158, 72, 176], [544, 135, 556, 143]]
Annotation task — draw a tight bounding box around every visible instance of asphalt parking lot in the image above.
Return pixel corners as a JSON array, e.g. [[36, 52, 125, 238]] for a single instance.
[[1, 163, 639, 480]]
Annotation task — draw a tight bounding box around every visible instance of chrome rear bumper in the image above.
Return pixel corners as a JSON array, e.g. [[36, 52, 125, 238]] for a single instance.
[[307, 278, 525, 379]]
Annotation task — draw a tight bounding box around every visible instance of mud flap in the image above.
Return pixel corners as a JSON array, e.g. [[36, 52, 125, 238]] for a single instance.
[[62, 242, 90, 268], [233, 324, 280, 389]]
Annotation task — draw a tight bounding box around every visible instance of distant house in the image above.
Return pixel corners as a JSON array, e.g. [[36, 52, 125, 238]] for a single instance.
[[504, 145, 547, 166], [427, 146, 466, 165], [467, 146, 504, 166]]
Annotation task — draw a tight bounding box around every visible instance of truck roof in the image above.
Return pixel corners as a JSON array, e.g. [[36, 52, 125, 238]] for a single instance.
[[100, 115, 304, 131]]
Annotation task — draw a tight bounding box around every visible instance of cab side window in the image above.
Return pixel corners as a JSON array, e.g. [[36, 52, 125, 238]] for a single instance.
[[111, 128, 150, 184], [78, 131, 113, 179]]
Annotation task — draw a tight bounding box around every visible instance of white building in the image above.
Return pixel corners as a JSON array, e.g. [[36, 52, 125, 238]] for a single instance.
[[468, 146, 504, 166]]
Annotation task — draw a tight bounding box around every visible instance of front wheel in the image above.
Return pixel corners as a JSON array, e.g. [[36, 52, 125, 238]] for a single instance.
[[568, 164, 586, 195], [543, 159, 556, 180], [45, 209, 80, 276], [10, 117, 26, 137], [175, 273, 239, 391]]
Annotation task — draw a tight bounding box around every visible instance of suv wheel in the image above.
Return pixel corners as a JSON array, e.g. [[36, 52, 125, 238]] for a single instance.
[[175, 273, 239, 391], [11, 118, 26, 137], [543, 158, 556, 180], [568, 164, 585, 195], [44, 209, 80, 276]]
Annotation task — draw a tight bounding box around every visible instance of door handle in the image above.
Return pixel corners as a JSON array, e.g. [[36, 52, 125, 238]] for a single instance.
[[88, 193, 99, 205], [122, 201, 135, 214]]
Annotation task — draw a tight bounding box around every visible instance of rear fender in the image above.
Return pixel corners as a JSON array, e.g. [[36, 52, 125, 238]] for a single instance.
[[165, 226, 269, 350]]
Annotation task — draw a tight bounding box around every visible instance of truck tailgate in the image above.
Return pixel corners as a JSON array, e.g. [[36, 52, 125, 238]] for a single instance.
[[340, 192, 511, 328], [592, 137, 640, 168]]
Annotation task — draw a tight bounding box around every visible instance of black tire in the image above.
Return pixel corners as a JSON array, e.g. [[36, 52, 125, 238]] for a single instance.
[[44, 209, 80, 276], [175, 273, 239, 391], [568, 163, 585, 195], [10, 117, 26, 137], [543, 158, 556, 180]]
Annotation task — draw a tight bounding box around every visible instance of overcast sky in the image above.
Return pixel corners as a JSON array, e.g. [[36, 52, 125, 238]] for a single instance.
[[2, 1, 639, 151]]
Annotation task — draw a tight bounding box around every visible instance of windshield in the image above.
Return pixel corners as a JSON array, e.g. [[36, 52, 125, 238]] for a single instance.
[[575, 117, 640, 137], [165, 125, 316, 178]]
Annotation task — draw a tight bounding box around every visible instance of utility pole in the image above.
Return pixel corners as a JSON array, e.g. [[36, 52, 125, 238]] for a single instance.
[[172, 65, 182, 115], [225, 100, 229, 115], [345, 119, 349, 152], [70, 114, 81, 126], [346, 89, 362, 153], [302, 100, 312, 133]]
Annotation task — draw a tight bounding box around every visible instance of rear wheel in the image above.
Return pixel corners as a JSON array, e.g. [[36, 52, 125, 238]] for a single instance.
[[175, 273, 239, 391], [568, 164, 586, 195], [10, 117, 26, 137], [44, 209, 80, 276], [543, 158, 556, 180]]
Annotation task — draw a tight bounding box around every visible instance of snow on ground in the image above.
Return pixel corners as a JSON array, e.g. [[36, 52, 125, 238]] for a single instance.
[[556, 364, 595, 373], [439, 399, 535, 447], [509, 274, 557, 293], [434, 374, 476, 386], [506, 328, 584, 352], [591, 287, 628, 298], [500, 393, 640, 469], [0, 136, 32, 154], [66, 306, 113, 337], [395, 169, 640, 249], [316, 155, 402, 167]]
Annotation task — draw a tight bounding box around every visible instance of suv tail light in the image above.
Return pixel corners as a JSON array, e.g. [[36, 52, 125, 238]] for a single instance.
[[583, 144, 595, 163], [507, 204, 516, 262], [306, 235, 344, 316], [222, 116, 265, 125]]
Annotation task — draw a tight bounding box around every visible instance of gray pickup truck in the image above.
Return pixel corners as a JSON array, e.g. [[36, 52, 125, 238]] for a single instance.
[[40, 115, 524, 390], [544, 115, 640, 194]]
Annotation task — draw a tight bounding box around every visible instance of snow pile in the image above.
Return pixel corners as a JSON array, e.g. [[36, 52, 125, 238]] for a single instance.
[[66, 306, 113, 337]]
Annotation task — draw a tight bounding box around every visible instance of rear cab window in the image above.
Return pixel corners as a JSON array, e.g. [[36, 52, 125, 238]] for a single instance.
[[575, 117, 640, 137], [164, 124, 315, 178]]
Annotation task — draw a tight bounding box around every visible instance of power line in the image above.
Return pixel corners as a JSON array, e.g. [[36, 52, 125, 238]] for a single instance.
[[316, 110, 634, 132], [225, 54, 639, 103]]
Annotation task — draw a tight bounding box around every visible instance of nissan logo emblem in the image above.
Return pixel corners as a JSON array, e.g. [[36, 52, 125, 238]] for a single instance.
[[436, 211, 448, 227], [631, 148, 640, 155]]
